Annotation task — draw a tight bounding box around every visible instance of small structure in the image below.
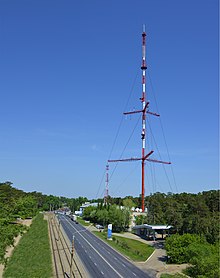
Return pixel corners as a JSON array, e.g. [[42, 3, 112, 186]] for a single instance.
[[129, 211, 146, 231], [75, 202, 98, 216], [133, 224, 172, 241]]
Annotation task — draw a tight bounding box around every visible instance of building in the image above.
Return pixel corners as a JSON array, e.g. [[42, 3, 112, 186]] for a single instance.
[[132, 224, 172, 241], [75, 202, 98, 216]]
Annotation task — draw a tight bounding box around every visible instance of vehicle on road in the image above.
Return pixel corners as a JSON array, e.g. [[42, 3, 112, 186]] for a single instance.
[[70, 214, 78, 223], [95, 224, 104, 230]]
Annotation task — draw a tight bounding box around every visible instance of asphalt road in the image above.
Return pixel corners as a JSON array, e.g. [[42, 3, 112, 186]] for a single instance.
[[58, 215, 151, 278]]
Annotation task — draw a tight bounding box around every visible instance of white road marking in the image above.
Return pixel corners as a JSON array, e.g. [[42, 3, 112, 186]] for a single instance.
[[101, 271, 104, 275], [132, 272, 137, 276], [122, 263, 126, 267], [64, 218, 124, 278]]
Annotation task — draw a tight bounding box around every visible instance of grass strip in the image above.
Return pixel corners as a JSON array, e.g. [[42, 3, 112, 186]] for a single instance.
[[160, 274, 187, 278], [77, 217, 91, 226], [3, 213, 53, 278], [93, 231, 154, 262]]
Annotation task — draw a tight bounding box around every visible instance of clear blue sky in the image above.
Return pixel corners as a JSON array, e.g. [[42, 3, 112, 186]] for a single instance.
[[0, 0, 218, 199]]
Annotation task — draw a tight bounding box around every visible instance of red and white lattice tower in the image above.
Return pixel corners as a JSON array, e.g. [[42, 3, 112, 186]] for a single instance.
[[104, 164, 109, 204], [108, 25, 171, 212]]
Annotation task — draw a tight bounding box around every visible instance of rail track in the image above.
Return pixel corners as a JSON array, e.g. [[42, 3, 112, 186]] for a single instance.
[[48, 213, 84, 278]]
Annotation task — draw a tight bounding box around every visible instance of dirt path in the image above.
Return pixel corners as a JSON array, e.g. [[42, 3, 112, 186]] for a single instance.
[[0, 219, 32, 278]]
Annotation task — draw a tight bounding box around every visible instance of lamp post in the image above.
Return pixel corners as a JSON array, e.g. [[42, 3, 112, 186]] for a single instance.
[[69, 224, 92, 278], [70, 235, 75, 278]]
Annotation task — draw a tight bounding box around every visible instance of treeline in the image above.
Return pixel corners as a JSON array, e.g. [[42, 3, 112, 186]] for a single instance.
[[0, 182, 219, 263], [0, 181, 88, 263], [0, 181, 89, 221], [101, 191, 219, 244], [82, 200, 134, 232]]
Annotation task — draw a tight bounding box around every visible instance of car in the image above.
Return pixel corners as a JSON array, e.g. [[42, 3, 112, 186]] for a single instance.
[[95, 224, 104, 229]]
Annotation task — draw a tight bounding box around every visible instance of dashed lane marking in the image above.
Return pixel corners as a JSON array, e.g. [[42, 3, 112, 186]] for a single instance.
[[63, 217, 124, 278]]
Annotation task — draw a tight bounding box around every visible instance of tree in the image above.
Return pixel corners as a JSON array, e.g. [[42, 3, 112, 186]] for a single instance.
[[135, 214, 148, 225], [123, 198, 135, 210], [185, 242, 219, 278], [13, 196, 38, 218], [96, 209, 109, 227], [165, 233, 206, 264], [83, 206, 96, 220]]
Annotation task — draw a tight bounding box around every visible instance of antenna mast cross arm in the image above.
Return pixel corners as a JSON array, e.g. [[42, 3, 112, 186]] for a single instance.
[[108, 150, 154, 163]]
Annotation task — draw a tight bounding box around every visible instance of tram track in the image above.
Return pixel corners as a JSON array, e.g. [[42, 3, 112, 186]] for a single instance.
[[48, 213, 84, 278]]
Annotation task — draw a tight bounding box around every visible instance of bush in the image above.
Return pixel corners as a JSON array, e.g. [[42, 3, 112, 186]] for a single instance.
[[184, 242, 219, 278], [165, 234, 220, 278], [0, 221, 26, 263], [165, 233, 205, 264]]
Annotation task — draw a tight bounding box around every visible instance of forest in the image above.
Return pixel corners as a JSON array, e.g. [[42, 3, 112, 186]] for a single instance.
[[0, 182, 219, 277]]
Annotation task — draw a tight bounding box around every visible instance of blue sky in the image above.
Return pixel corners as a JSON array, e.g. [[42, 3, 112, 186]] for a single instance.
[[0, 0, 218, 199]]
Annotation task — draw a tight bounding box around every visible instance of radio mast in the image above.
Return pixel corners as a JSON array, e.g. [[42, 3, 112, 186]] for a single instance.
[[104, 164, 109, 205], [108, 26, 171, 212]]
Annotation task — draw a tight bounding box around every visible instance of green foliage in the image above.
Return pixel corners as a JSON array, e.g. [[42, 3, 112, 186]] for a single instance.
[[165, 233, 205, 264], [82, 204, 131, 232], [13, 196, 38, 219], [144, 190, 220, 244], [122, 198, 136, 209], [184, 242, 219, 278], [165, 234, 220, 278], [135, 214, 148, 225], [1, 182, 219, 277], [0, 182, 38, 264], [3, 213, 53, 278], [0, 221, 26, 263], [160, 274, 186, 278]]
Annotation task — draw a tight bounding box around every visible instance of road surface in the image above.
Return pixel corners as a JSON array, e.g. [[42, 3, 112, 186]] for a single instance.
[[58, 215, 151, 278]]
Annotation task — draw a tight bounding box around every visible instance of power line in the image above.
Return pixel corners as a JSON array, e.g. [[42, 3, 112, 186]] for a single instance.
[[148, 71, 179, 193], [95, 70, 139, 199]]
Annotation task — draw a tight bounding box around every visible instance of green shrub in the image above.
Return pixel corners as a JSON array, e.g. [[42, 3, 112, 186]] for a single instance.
[[165, 234, 220, 278], [165, 233, 205, 263], [0, 221, 26, 263], [184, 242, 219, 278]]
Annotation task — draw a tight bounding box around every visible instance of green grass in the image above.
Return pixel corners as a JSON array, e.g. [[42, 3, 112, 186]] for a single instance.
[[160, 274, 187, 278], [3, 213, 53, 278], [93, 231, 154, 262], [77, 217, 91, 226]]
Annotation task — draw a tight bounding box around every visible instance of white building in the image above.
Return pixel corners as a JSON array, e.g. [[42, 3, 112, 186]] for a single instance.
[[75, 202, 98, 216]]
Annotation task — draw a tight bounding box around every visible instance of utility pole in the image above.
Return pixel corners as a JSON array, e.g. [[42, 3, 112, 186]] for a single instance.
[[70, 235, 75, 278], [108, 25, 171, 212]]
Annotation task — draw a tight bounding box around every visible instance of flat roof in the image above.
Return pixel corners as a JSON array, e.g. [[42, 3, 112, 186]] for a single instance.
[[133, 224, 172, 230], [80, 202, 98, 208]]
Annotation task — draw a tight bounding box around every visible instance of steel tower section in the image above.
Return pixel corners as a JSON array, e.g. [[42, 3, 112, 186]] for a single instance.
[[140, 25, 147, 212], [104, 164, 109, 205], [108, 26, 171, 213]]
